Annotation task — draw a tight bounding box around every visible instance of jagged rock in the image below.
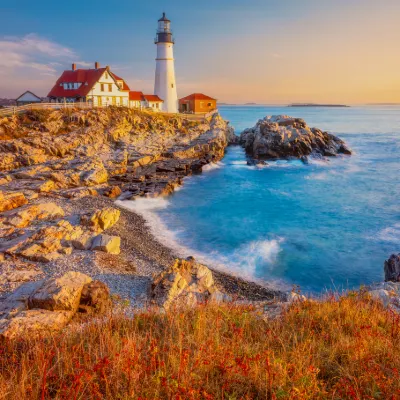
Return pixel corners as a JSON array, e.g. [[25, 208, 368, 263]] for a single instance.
[[0, 203, 65, 228], [0, 269, 42, 287], [28, 271, 92, 312], [151, 257, 223, 309], [239, 115, 352, 160], [0, 192, 28, 213], [81, 207, 120, 232], [0, 310, 73, 339], [91, 234, 121, 255], [384, 254, 400, 282], [103, 185, 122, 198], [0, 281, 44, 319], [78, 281, 112, 314], [18, 237, 64, 262]]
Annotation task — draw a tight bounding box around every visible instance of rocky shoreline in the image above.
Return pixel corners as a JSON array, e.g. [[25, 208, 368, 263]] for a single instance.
[[0, 107, 283, 314], [1, 108, 399, 338]]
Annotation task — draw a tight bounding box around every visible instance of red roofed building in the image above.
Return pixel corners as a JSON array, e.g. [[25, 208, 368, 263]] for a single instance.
[[48, 62, 130, 107], [129, 91, 144, 108], [179, 93, 217, 114], [142, 94, 164, 111]]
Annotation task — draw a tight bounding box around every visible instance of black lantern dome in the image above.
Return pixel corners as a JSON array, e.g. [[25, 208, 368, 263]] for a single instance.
[[155, 12, 174, 44]]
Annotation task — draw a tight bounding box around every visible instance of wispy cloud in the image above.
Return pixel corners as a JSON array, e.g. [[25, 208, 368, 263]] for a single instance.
[[0, 34, 91, 97]]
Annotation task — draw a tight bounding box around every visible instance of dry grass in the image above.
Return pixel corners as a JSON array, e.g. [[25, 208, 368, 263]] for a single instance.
[[1, 293, 400, 399]]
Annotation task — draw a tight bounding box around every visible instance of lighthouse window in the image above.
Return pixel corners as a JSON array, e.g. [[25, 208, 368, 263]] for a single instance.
[[171, 83, 174, 88]]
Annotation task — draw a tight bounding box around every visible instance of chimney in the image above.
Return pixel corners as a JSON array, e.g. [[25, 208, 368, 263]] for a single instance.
[[95, 61, 100, 69], [72, 63, 77, 71]]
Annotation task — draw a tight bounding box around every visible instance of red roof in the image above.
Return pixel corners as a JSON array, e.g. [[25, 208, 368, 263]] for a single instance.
[[47, 67, 130, 98], [143, 94, 163, 102], [110, 72, 130, 91], [129, 91, 144, 101], [179, 93, 216, 102]]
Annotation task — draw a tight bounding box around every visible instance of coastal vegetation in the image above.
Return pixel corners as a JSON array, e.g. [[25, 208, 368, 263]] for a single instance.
[[1, 293, 400, 399]]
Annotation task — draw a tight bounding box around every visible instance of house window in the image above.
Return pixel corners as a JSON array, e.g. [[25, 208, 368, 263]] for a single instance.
[[105, 72, 109, 79], [109, 84, 112, 92], [156, 103, 159, 109], [101, 84, 105, 92], [207, 102, 212, 106]]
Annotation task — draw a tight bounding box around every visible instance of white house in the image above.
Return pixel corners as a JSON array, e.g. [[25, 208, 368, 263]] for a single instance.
[[16, 91, 42, 106], [142, 94, 164, 111], [48, 62, 130, 106]]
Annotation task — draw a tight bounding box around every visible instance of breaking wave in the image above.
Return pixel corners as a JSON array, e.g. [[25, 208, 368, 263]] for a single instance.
[[116, 198, 287, 289]]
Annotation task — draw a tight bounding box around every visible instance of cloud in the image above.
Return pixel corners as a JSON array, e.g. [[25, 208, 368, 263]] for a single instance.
[[0, 34, 90, 97]]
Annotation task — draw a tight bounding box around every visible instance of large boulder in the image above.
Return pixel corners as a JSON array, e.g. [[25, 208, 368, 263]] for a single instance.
[[81, 207, 120, 232], [0, 281, 44, 319], [239, 115, 351, 160], [28, 271, 92, 312], [0, 310, 73, 340], [91, 234, 121, 255], [78, 281, 112, 314], [0, 202, 65, 228], [151, 257, 223, 310], [0, 192, 28, 213], [384, 254, 400, 282]]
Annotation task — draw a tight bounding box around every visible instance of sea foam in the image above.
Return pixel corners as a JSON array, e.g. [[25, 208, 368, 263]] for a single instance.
[[376, 223, 400, 243], [115, 198, 287, 289]]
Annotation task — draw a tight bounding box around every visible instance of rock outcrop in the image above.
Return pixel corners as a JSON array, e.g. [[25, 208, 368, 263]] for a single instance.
[[28, 271, 92, 312], [239, 115, 351, 160], [384, 254, 400, 282], [151, 257, 226, 310], [0, 272, 112, 339]]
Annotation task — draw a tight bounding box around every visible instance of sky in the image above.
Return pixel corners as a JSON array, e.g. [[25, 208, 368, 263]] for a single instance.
[[0, 0, 399, 104]]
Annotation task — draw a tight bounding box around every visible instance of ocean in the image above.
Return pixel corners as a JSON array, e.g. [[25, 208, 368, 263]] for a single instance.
[[127, 105, 400, 293]]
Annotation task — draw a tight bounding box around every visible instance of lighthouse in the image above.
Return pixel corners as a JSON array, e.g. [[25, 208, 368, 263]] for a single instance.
[[154, 13, 178, 113]]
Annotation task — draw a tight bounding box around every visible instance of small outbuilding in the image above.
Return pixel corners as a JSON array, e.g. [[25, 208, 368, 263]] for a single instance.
[[179, 93, 217, 114], [15, 91, 42, 106], [142, 94, 164, 111]]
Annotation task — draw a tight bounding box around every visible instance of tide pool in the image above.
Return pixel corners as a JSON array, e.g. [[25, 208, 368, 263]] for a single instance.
[[137, 105, 400, 293]]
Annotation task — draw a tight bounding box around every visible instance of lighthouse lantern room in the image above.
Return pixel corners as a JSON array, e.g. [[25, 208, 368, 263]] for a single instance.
[[154, 13, 178, 113]]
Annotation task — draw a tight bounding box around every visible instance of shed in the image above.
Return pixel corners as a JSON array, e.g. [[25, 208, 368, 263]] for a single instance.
[[15, 91, 42, 106], [179, 93, 217, 114]]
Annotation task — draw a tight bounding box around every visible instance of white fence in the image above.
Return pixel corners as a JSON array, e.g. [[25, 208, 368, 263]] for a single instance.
[[0, 102, 95, 118], [0, 103, 220, 122]]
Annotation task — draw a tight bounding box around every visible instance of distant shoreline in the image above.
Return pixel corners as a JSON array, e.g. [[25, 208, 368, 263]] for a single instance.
[[288, 103, 350, 108]]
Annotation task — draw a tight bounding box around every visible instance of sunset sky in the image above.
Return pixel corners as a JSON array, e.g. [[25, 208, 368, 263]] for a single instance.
[[1, 0, 399, 104]]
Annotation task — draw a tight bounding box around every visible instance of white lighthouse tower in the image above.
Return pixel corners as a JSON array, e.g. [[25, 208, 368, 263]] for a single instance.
[[154, 13, 178, 113]]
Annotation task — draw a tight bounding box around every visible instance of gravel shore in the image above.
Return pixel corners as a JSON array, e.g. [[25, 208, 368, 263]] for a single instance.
[[43, 194, 286, 304]]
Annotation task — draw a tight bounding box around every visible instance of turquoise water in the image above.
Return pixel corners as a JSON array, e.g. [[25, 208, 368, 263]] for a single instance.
[[153, 106, 400, 293]]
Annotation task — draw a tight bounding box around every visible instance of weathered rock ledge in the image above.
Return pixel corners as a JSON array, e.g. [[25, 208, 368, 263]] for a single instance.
[[0, 107, 283, 313], [239, 115, 352, 161]]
